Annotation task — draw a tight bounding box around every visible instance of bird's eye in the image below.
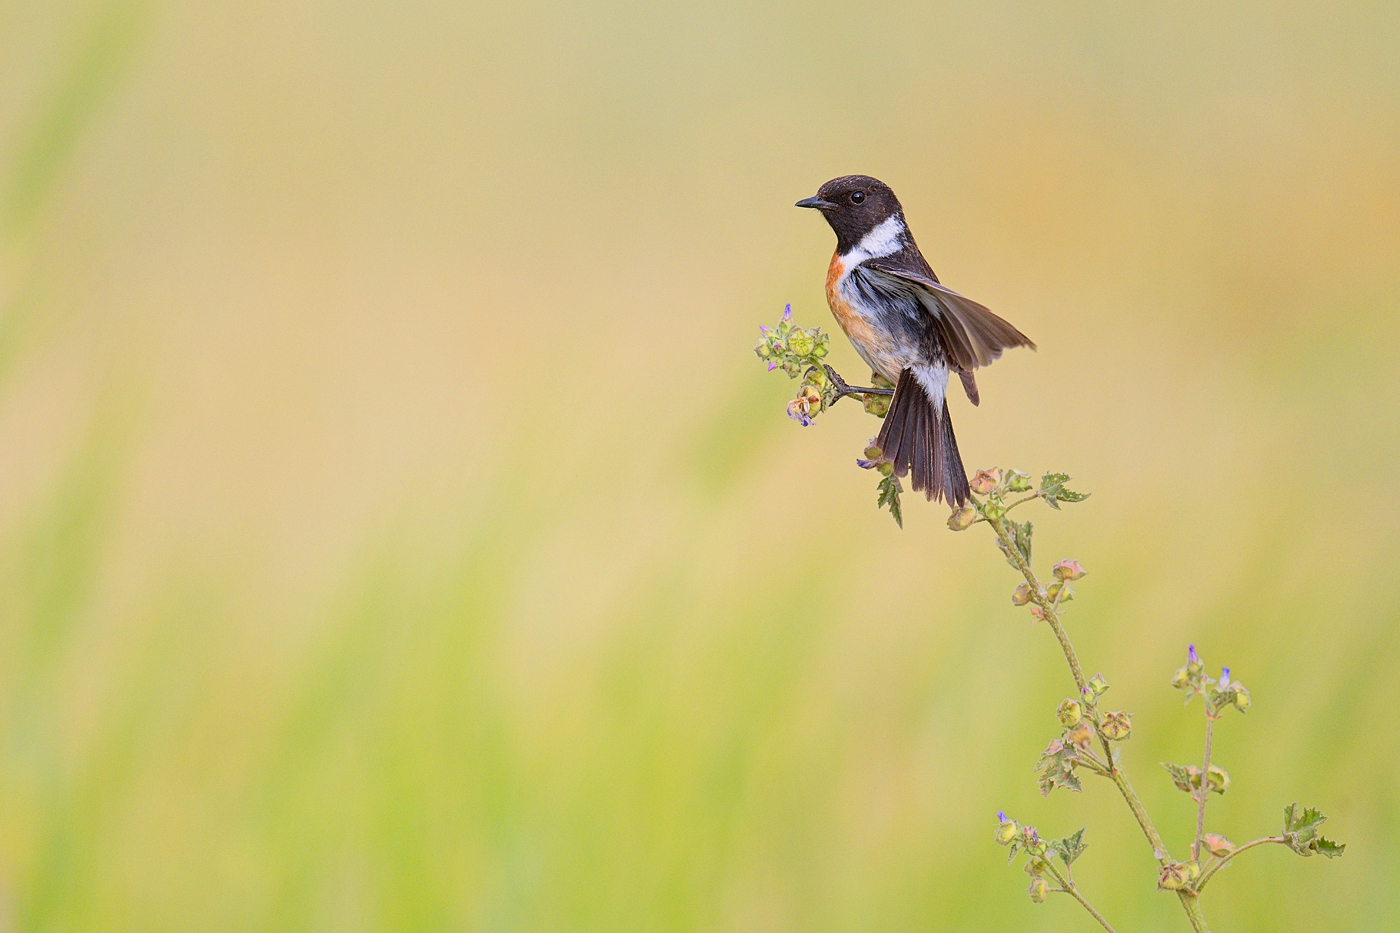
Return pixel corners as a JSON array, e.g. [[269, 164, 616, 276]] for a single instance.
[[850, 191, 866, 204]]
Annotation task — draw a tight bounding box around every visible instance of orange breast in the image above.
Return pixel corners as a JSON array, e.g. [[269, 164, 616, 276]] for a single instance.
[[825, 251, 894, 374]]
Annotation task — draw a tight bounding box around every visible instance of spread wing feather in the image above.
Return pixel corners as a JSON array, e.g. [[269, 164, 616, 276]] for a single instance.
[[862, 254, 1035, 372]]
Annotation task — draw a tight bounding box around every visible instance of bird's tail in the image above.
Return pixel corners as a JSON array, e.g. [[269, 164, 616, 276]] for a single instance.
[[875, 369, 970, 506]]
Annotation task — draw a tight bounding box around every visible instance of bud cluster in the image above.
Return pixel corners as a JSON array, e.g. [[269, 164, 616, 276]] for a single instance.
[[1171, 645, 1251, 715], [994, 813, 1089, 904], [754, 304, 835, 426]]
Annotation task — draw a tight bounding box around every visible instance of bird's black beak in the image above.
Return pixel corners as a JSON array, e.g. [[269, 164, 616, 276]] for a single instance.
[[795, 195, 837, 210]]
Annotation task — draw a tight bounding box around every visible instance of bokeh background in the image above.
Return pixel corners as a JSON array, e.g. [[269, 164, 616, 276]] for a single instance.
[[1, 1, 1397, 930]]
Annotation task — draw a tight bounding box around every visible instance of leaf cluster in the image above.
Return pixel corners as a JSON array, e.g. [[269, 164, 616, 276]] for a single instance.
[[1282, 804, 1345, 859]]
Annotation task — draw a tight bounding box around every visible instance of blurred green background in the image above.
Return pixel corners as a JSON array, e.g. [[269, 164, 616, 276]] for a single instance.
[[1, 1, 1397, 930]]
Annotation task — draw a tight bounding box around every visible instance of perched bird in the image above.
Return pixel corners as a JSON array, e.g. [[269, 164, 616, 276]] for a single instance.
[[796, 175, 1034, 506]]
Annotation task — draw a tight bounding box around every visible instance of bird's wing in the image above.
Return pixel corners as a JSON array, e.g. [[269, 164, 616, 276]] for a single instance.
[[862, 253, 1036, 372]]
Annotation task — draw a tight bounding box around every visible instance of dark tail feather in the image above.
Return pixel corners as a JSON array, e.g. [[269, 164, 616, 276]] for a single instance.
[[876, 369, 970, 506]]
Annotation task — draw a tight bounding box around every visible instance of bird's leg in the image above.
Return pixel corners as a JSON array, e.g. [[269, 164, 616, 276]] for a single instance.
[[824, 364, 895, 403]]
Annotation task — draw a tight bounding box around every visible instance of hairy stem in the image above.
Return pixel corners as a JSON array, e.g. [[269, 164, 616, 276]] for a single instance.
[[1107, 766, 1170, 864], [987, 516, 1088, 691], [989, 516, 1170, 859], [985, 513, 1217, 930], [1176, 892, 1212, 933], [1194, 837, 1286, 893], [1195, 715, 1217, 860], [1043, 862, 1118, 933]]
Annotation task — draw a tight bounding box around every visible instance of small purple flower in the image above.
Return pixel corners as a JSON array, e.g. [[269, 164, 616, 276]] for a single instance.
[[767, 361, 777, 371], [782, 303, 792, 322], [997, 811, 1006, 822], [1188, 644, 1200, 665], [1219, 667, 1231, 688], [786, 400, 814, 427], [759, 324, 770, 333], [856, 457, 877, 469]]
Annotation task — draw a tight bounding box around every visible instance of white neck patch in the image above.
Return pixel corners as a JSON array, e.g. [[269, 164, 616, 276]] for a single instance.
[[840, 213, 906, 267]]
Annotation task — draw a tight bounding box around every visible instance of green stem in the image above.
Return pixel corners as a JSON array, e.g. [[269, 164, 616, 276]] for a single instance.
[[1176, 892, 1212, 933], [1195, 714, 1217, 860], [989, 516, 1174, 856], [1193, 837, 1286, 893], [987, 516, 1088, 691], [1042, 861, 1118, 933], [1107, 765, 1171, 864], [986, 511, 1215, 930]]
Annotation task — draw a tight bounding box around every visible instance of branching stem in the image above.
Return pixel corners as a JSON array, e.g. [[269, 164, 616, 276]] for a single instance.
[[1193, 837, 1286, 893], [984, 514, 1214, 933]]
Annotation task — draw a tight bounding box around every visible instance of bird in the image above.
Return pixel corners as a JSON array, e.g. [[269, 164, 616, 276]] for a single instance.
[[796, 174, 1034, 506]]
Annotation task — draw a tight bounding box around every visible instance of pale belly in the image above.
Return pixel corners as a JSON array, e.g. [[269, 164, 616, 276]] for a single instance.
[[825, 254, 917, 383]]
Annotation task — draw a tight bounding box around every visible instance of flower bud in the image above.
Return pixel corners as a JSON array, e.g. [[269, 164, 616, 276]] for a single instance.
[[983, 502, 1006, 522], [1011, 583, 1033, 606], [1187, 860, 1202, 881], [864, 445, 883, 461], [1025, 856, 1048, 877], [754, 340, 772, 359], [1005, 470, 1033, 492], [1028, 877, 1048, 903], [1087, 674, 1109, 696], [1067, 721, 1094, 748], [863, 393, 890, 417], [1206, 765, 1230, 795], [1202, 834, 1234, 858], [1101, 710, 1132, 741], [1231, 684, 1250, 712], [1056, 698, 1082, 727], [878, 462, 893, 477], [786, 332, 810, 356], [1052, 559, 1086, 581], [804, 366, 828, 387], [946, 506, 977, 530], [1157, 862, 1190, 891], [969, 469, 1001, 495], [1187, 644, 1203, 675], [1171, 666, 1190, 689], [994, 812, 1019, 845]]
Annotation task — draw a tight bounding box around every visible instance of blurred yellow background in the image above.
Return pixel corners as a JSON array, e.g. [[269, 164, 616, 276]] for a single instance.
[[1, 1, 1397, 930]]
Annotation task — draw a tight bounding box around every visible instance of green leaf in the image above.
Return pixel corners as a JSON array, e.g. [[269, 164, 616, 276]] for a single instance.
[[1161, 762, 1195, 794], [1282, 803, 1344, 857], [1010, 519, 1033, 564], [1036, 739, 1082, 797], [876, 474, 903, 528], [1056, 828, 1088, 866], [1040, 472, 1091, 510], [1313, 837, 1346, 858]]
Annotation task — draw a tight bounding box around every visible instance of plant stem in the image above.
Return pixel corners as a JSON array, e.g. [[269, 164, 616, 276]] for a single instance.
[[988, 516, 1171, 861], [1195, 714, 1217, 861], [987, 516, 1088, 691], [1043, 862, 1118, 933], [986, 513, 1216, 931], [1176, 892, 1212, 933], [1193, 837, 1286, 893]]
